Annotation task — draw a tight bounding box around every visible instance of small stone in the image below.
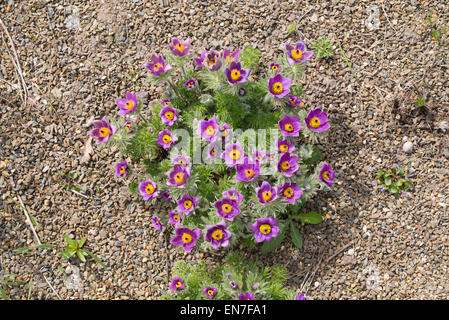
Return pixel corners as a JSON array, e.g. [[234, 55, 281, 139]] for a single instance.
[[403, 141, 414, 153]]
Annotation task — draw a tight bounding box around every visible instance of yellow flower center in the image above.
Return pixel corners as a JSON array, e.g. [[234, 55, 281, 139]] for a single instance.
[[99, 127, 111, 138], [175, 281, 183, 288], [211, 229, 223, 240], [256, 155, 262, 161], [280, 161, 290, 171], [283, 187, 293, 198], [206, 126, 215, 136], [245, 169, 254, 178], [230, 149, 241, 160], [225, 55, 235, 63], [222, 204, 232, 213], [125, 100, 135, 110], [145, 183, 155, 194], [163, 134, 172, 144], [210, 148, 217, 156], [279, 144, 289, 152], [153, 63, 162, 71], [272, 65, 278, 71], [289, 97, 296, 105], [228, 193, 237, 199], [208, 57, 216, 65], [174, 173, 184, 184], [309, 117, 321, 128], [165, 111, 174, 120], [182, 233, 192, 243], [291, 49, 303, 60], [222, 129, 228, 137], [184, 200, 193, 210], [207, 289, 214, 296], [262, 191, 272, 201], [175, 43, 184, 52], [119, 166, 126, 174], [178, 159, 185, 166], [125, 124, 131, 132], [173, 214, 180, 222], [271, 82, 283, 94], [322, 171, 330, 180], [259, 224, 271, 234], [284, 123, 294, 132], [230, 69, 241, 81]]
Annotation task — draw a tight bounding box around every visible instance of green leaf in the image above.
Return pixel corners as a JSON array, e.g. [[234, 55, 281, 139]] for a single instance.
[[0, 286, 9, 300], [261, 223, 287, 254], [77, 250, 87, 263], [303, 146, 322, 165], [65, 235, 76, 247], [290, 221, 303, 249], [84, 250, 108, 270], [239, 46, 262, 70], [14, 244, 55, 253], [287, 24, 296, 33], [294, 211, 323, 224], [384, 176, 392, 186], [78, 238, 86, 248]]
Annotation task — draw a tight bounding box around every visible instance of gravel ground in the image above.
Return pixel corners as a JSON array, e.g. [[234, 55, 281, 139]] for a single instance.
[[1, 0, 448, 300]]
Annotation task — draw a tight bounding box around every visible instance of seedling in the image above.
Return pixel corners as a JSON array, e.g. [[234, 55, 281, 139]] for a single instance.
[[60, 235, 107, 269], [313, 38, 334, 60], [376, 165, 412, 196]]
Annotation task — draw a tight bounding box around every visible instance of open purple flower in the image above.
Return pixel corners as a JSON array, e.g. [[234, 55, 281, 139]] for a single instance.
[[161, 98, 171, 106], [224, 61, 251, 86], [222, 48, 240, 63], [267, 153, 278, 162], [197, 117, 219, 143], [184, 77, 196, 88], [204, 50, 222, 71], [116, 91, 137, 115], [235, 157, 260, 182], [157, 129, 177, 150], [161, 189, 173, 202], [295, 291, 307, 300], [207, 143, 221, 159], [270, 62, 280, 73], [319, 163, 335, 186], [170, 277, 184, 290], [152, 216, 162, 231], [285, 41, 314, 65], [256, 181, 277, 205], [204, 220, 232, 250], [204, 286, 218, 299], [159, 106, 178, 126], [239, 292, 255, 300], [222, 142, 244, 167], [144, 54, 172, 76], [124, 120, 132, 133], [139, 179, 158, 200], [305, 108, 330, 132], [277, 152, 299, 177], [220, 123, 231, 142], [90, 116, 118, 144], [278, 115, 301, 137], [286, 94, 301, 108], [170, 226, 201, 253], [177, 194, 198, 215], [172, 155, 190, 168], [277, 139, 295, 153], [168, 38, 190, 57], [194, 50, 208, 67], [166, 164, 191, 188], [214, 198, 241, 222], [115, 161, 128, 177], [222, 189, 244, 204], [168, 210, 183, 225], [248, 217, 280, 243], [278, 182, 303, 204], [268, 74, 291, 98], [251, 150, 266, 163]]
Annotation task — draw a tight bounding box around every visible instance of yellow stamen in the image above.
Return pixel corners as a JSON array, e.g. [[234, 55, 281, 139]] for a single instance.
[[222, 204, 232, 213], [165, 111, 174, 120], [184, 200, 193, 210], [309, 117, 321, 128], [145, 183, 155, 195], [280, 161, 290, 171], [119, 166, 126, 174], [175, 43, 184, 52], [230, 69, 241, 81], [230, 149, 241, 160], [153, 63, 162, 71], [99, 127, 111, 138], [125, 100, 135, 110], [173, 214, 180, 222], [175, 281, 183, 287], [174, 173, 184, 184], [182, 233, 192, 243], [271, 82, 283, 94], [262, 191, 272, 201], [284, 123, 294, 132], [279, 144, 289, 152], [245, 169, 254, 178], [259, 224, 271, 234], [211, 229, 223, 240], [207, 289, 214, 296], [322, 171, 330, 180], [283, 187, 293, 198], [206, 126, 215, 136], [291, 49, 303, 60], [162, 134, 172, 144]]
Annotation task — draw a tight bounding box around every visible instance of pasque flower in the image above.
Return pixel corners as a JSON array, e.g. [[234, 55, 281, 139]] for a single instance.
[[238, 292, 255, 300], [144, 54, 172, 76], [319, 163, 335, 186], [286, 94, 301, 108], [90, 116, 117, 144], [278, 115, 301, 137], [168, 38, 190, 57], [248, 217, 280, 243], [207, 143, 221, 159], [270, 62, 280, 73], [220, 123, 231, 142], [116, 91, 137, 115], [168, 210, 182, 225], [166, 164, 191, 188], [170, 277, 184, 290], [251, 150, 266, 163], [124, 120, 132, 133], [256, 181, 277, 205], [222, 48, 240, 63], [159, 106, 178, 126], [161, 98, 171, 106], [222, 142, 245, 167], [197, 117, 219, 143], [285, 41, 314, 65], [157, 129, 177, 149], [224, 61, 251, 86], [235, 157, 260, 182], [278, 182, 302, 204], [161, 189, 173, 202], [184, 77, 196, 88], [115, 161, 128, 177], [196, 50, 222, 71], [277, 152, 299, 177], [204, 220, 232, 250], [277, 139, 295, 153], [268, 74, 291, 98], [295, 291, 307, 300], [172, 155, 190, 168], [304, 107, 330, 132], [177, 194, 198, 215], [139, 179, 158, 200], [214, 198, 241, 222], [222, 189, 244, 204], [204, 286, 218, 299], [170, 226, 202, 252], [152, 216, 162, 231]]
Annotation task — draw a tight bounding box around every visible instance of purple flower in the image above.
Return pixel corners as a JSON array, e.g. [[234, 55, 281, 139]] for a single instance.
[[152, 216, 162, 231], [238, 292, 255, 300], [224, 61, 251, 86], [267, 153, 278, 162], [115, 161, 128, 177], [144, 54, 172, 76], [194, 50, 208, 67], [89, 116, 118, 144], [166, 164, 191, 188], [168, 210, 183, 225], [222, 48, 240, 63], [169, 277, 184, 290], [177, 194, 198, 215], [184, 77, 196, 88], [220, 123, 231, 142], [222, 189, 244, 204], [170, 226, 202, 252], [229, 281, 239, 290], [286, 94, 301, 108], [124, 120, 132, 133], [161, 189, 173, 202], [278, 182, 302, 204], [172, 155, 190, 168], [168, 38, 190, 57], [277, 139, 295, 153], [207, 143, 221, 159], [139, 179, 158, 200], [204, 220, 232, 250], [214, 198, 241, 222], [251, 150, 266, 163], [256, 181, 277, 205], [268, 74, 292, 98], [304, 108, 330, 132], [116, 91, 137, 115], [277, 152, 299, 177], [204, 286, 218, 299], [278, 115, 301, 137], [159, 106, 178, 126], [197, 117, 219, 143], [285, 41, 314, 65], [270, 62, 280, 73], [204, 50, 222, 71], [295, 291, 307, 300], [318, 163, 335, 186], [161, 99, 171, 106], [235, 157, 260, 182], [248, 217, 280, 243], [221, 142, 244, 167], [157, 129, 177, 150]]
